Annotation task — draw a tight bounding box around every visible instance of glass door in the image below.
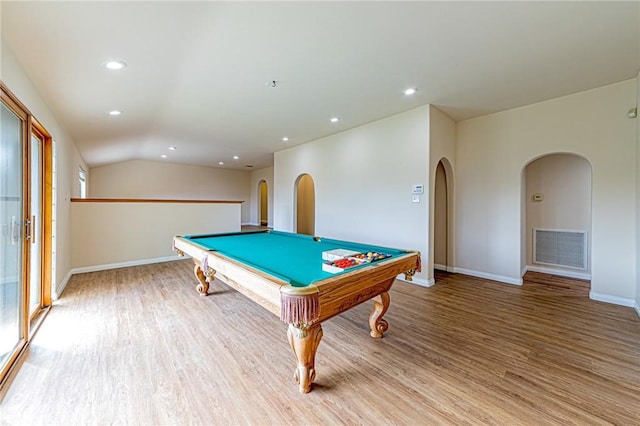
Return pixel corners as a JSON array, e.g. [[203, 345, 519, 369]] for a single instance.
[[29, 132, 43, 317], [0, 100, 26, 378]]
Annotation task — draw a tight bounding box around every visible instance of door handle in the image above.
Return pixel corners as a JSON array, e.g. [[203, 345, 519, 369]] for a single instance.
[[25, 218, 31, 241], [31, 215, 36, 244]]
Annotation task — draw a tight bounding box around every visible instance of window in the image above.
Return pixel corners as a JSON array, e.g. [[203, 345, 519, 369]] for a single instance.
[[78, 167, 87, 198]]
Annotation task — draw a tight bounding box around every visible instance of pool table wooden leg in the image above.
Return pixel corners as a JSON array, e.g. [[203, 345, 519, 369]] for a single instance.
[[287, 323, 323, 394], [193, 263, 215, 297], [369, 291, 390, 338]]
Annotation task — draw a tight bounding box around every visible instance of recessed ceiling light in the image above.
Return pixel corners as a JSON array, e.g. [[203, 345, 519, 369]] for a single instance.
[[330, 117, 339, 123], [404, 88, 417, 96], [108, 110, 121, 116], [282, 137, 289, 142], [161, 154, 167, 158], [233, 155, 239, 160], [104, 60, 127, 70], [103, 60, 127, 70], [218, 162, 224, 165], [168, 146, 177, 151]]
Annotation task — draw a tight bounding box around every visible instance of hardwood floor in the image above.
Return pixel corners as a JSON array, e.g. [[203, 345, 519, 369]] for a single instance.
[[1, 263, 638, 425], [522, 271, 591, 297]]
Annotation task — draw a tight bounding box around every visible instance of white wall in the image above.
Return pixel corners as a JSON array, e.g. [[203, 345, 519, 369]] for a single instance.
[[636, 71, 640, 317], [429, 106, 456, 280], [70, 201, 240, 269], [249, 167, 274, 227], [1, 39, 87, 294], [90, 159, 251, 223], [274, 106, 431, 284], [525, 154, 592, 277], [457, 79, 637, 303]]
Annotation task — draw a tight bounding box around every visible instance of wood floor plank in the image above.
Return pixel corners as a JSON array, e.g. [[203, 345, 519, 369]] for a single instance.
[[1, 263, 638, 425]]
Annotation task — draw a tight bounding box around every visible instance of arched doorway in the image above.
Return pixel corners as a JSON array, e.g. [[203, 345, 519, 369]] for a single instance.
[[521, 153, 592, 292], [432, 158, 454, 278], [258, 180, 268, 227], [434, 161, 448, 271], [295, 174, 315, 235]]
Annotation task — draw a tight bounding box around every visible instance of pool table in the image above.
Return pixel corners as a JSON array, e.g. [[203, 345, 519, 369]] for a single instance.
[[172, 230, 420, 393]]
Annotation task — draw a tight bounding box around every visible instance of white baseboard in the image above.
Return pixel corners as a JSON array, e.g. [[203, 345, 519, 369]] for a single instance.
[[434, 264, 455, 273], [525, 265, 591, 280], [54, 256, 184, 299], [453, 267, 523, 286], [71, 255, 183, 275], [589, 292, 635, 308], [53, 270, 73, 300], [635, 302, 640, 318], [396, 274, 434, 287]]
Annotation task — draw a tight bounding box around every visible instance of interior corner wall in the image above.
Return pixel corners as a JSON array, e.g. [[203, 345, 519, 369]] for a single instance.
[[1, 38, 87, 293], [635, 71, 640, 315], [428, 105, 456, 280], [249, 167, 274, 227], [456, 79, 637, 302], [89, 160, 251, 223], [273, 106, 430, 283]]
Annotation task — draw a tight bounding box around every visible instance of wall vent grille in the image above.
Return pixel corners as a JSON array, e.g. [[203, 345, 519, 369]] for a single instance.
[[533, 229, 587, 270]]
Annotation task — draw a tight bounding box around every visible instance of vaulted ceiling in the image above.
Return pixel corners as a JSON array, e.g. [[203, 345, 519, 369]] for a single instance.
[[2, 1, 638, 170]]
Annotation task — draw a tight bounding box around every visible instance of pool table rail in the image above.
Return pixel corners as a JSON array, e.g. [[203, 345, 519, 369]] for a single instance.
[[174, 236, 286, 315], [310, 251, 419, 322]]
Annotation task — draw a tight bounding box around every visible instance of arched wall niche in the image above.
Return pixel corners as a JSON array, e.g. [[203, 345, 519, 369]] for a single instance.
[[520, 152, 592, 280]]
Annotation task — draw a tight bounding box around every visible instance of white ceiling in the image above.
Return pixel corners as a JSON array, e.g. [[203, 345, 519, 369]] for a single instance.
[[2, 1, 639, 170]]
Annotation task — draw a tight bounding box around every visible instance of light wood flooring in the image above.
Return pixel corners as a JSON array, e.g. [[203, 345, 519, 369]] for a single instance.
[[1, 262, 639, 425]]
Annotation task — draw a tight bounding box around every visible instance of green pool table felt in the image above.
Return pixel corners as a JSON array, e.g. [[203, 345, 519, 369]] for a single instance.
[[183, 230, 409, 287]]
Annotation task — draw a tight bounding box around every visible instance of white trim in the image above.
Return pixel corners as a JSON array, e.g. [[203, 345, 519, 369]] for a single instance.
[[521, 265, 528, 277], [396, 274, 434, 287], [70, 255, 183, 275], [635, 302, 640, 318], [434, 264, 455, 273], [453, 267, 523, 286], [589, 292, 635, 308], [524, 265, 591, 280], [53, 270, 73, 300]]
